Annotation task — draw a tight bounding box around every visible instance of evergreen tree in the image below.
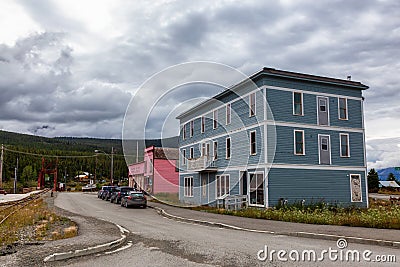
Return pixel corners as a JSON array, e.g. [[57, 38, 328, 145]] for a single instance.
[[367, 168, 380, 192], [387, 172, 397, 182]]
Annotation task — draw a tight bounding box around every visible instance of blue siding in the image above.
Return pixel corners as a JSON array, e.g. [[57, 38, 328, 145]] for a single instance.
[[178, 69, 367, 207], [268, 168, 367, 207], [260, 77, 363, 98], [272, 125, 365, 166], [267, 88, 363, 129]]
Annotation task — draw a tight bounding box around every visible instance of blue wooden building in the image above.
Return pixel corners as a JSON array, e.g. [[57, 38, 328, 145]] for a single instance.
[[176, 67, 368, 208]]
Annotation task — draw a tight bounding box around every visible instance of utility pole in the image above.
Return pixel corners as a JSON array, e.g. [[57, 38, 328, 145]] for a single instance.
[[94, 154, 97, 185], [0, 144, 3, 188], [14, 157, 18, 194], [111, 147, 114, 185]]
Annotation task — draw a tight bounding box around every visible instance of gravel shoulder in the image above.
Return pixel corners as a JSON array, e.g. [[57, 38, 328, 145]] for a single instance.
[[0, 192, 122, 267]]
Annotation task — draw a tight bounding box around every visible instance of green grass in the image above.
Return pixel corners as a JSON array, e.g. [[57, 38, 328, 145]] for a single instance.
[[196, 199, 400, 229]]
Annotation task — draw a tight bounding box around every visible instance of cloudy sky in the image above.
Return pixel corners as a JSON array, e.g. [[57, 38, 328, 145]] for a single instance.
[[0, 0, 399, 169]]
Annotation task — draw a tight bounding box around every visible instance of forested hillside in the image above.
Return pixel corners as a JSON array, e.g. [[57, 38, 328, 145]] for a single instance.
[[0, 130, 179, 191]]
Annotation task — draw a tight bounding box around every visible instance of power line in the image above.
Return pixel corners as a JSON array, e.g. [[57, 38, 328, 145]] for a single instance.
[[3, 147, 97, 159]]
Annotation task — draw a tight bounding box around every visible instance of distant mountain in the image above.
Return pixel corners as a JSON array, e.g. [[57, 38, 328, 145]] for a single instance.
[[377, 167, 400, 181]]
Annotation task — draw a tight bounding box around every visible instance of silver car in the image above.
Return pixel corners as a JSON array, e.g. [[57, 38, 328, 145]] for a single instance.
[[121, 191, 147, 208]]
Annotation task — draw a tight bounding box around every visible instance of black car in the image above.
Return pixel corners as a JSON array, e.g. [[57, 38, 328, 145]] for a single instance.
[[100, 186, 117, 200], [110, 186, 135, 204]]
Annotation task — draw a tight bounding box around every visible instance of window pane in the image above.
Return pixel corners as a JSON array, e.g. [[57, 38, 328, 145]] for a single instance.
[[341, 135, 349, 156], [250, 131, 256, 154], [250, 93, 255, 116], [293, 93, 302, 115], [321, 138, 328, 150], [295, 131, 304, 154], [319, 99, 326, 112], [339, 98, 347, 119]]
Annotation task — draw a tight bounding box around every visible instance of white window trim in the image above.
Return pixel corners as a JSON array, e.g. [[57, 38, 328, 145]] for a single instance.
[[292, 91, 304, 116], [201, 116, 205, 133], [294, 130, 305, 155], [184, 176, 194, 197], [190, 120, 194, 137], [338, 97, 348, 120], [182, 149, 187, 165], [213, 109, 218, 129], [349, 174, 362, 203], [318, 134, 332, 165], [250, 130, 257, 155], [340, 133, 350, 157], [249, 92, 256, 117], [226, 103, 231, 125], [213, 141, 218, 160], [216, 174, 230, 199], [226, 137, 231, 159], [189, 147, 194, 159]]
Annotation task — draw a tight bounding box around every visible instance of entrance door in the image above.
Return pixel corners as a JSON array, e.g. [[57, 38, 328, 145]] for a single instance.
[[319, 135, 331, 165], [248, 173, 264, 206], [317, 96, 329, 126]]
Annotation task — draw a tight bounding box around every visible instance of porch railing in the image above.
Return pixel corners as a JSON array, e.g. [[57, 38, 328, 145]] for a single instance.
[[187, 156, 216, 171], [216, 195, 248, 210]]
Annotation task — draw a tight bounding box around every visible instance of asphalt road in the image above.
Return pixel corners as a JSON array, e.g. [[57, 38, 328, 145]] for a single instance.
[[54, 193, 399, 267]]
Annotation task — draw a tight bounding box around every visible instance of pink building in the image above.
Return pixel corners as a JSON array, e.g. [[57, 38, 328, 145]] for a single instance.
[[128, 146, 179, 194]]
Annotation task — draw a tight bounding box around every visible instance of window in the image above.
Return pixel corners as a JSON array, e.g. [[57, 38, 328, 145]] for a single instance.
[[226, 103, 231, 124], [294, 130, 305, 155], [184, 176, 193, 197], [319, 98, 327, 112], [213, 110, 218, 129], [182, 149, 187, 165], [293, 92, 303, 115], [249, 93, 256, 117], [226, 137, 231, 159], [216, 175, 230, 198], [200, 143, 207, 156], [190, 120, 194, 137], [213, 141, 218, 160], [338, 98, 348, 120], [340, 133, 350, 157], [201, 116, 205, 133], [250, 131, 257, 155], [149, 159, 153, 174], [189, 147, 194, 159], [321, 138, 328, 151], [182, 124, 186, 140]]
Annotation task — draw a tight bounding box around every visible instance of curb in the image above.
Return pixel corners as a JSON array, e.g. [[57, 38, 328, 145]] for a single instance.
[[43, 224, 129, 262], [150, 206, 400, 249]]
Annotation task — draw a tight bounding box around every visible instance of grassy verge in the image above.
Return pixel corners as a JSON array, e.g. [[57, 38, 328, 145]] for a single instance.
[[195, 199, 400, 229], [0, 198, 77, 247]]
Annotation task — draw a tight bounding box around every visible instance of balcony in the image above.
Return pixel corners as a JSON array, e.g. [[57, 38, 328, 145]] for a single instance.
[[187, 156, 217, 172]]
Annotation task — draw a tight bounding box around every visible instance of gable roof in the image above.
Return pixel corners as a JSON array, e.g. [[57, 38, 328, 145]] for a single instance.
[[379, 181, 400, 188]]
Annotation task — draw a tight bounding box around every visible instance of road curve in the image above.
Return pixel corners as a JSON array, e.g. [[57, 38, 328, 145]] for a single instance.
[[54, 193, 400, 267]]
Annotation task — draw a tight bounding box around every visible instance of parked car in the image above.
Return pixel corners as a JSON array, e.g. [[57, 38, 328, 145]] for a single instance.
[[110, 186, 135, 204], [121, 191, 147, 208], [100, 186, 117, 200]]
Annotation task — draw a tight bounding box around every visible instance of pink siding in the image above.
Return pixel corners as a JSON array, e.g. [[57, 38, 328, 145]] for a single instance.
[[127, 146, 178, 194], [153, 159, 179, 194]]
